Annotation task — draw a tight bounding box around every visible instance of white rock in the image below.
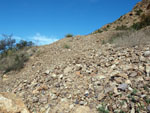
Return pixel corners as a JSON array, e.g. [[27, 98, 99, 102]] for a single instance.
[[59, 74, 64, 79], [131, 108, 135, 113], [51, 73, 57, 78], [144, 51, 150, 57], [45, 70, 50, 74], [145, 65, 150, 77]]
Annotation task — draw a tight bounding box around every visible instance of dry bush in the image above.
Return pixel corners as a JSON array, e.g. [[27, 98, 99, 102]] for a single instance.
[[0, 35, 34, 74], [116, 25, 128, 30], [0, 50, 29, 73], [108, 28, 150, 47]]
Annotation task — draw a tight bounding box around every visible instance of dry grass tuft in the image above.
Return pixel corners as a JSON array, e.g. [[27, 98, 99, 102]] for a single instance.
[[106, 27, 150, 47]]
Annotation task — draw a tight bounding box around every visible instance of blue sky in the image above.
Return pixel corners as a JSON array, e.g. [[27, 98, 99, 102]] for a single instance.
[[0, 0, 141, 45]]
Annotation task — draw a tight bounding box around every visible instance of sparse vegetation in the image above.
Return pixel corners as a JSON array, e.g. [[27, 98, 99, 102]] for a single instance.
[[97, 104, 109, 113], [102, 40, 106, 44], [103, 28, 108, 31], [116, 25, 128, 30], [16, 40, 33, 50], [136, 103, 145, 112], [0, 34, 34, 73], [107, 32, 126, 44], [135, 9, 143, 16], [120, 110, 126, 113], [131, 89, 138, 95], [105, 28, 150, 47], [0, 34, 15, 52], [93, 29, 103, 34], [63, 44, 70, 49], [131, 13, 150, 30], [106, 25, 110, 28], [143, 85, 149, 91], [128, 93, 136, 103], [0, 52, 29, 73], [97, 29, 103, 33], [65, 34, 73, 37], [144, 97, 150, 104], [131, 22, 143, 30]]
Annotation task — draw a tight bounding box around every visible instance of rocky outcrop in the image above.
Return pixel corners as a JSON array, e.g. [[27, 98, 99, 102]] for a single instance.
[[0, 92, 29, 113]]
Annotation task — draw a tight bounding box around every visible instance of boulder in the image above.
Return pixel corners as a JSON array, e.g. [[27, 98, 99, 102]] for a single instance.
[[0, 92, 29, 113]]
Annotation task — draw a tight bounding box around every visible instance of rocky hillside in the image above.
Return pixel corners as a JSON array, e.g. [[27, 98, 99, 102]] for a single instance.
[[93, 0, 150, 33], [0, 0, 150, 113]]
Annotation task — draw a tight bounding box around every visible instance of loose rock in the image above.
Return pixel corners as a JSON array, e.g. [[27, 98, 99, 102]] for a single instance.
[[118, 83, 128, 91]]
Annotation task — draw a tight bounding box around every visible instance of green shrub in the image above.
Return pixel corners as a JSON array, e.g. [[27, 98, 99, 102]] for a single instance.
[[63, 44, 70, 49], [65, 34, 73, 37], [106, 25, 110, 28], [131, 89, 138, 95], [97, 104, 109, 113], [120, 110, 126, 113], [143, 85, 149, 91], [131, 13, 150, 30], [135, 9, 143, 16], [116, 25, 128, 30], [16, 40, 34, 49], [141, 13, 150, 25], [97, 29, 103, 33], [144, 97, 150, 104], [0, 34, 15, 52], [131, 22, 142, 30], [103, 28, 108, 31]]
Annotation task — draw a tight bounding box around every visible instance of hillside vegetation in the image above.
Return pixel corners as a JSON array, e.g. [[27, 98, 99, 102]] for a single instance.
[[0, 34, 34, 74], [93, 0, 150, 34]]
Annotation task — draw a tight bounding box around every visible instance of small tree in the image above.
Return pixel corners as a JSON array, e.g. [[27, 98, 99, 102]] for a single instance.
[[65, 34, 73, 37], [27, 41, 34, 47], [16, 40, 34, 49], [0, 39, 6, 51], [0, 34, 15, 52]]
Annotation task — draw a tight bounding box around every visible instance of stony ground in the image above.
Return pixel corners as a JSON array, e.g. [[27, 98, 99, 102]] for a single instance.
[[0, 29, 150, 113], [0, 0, 150, 112]]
